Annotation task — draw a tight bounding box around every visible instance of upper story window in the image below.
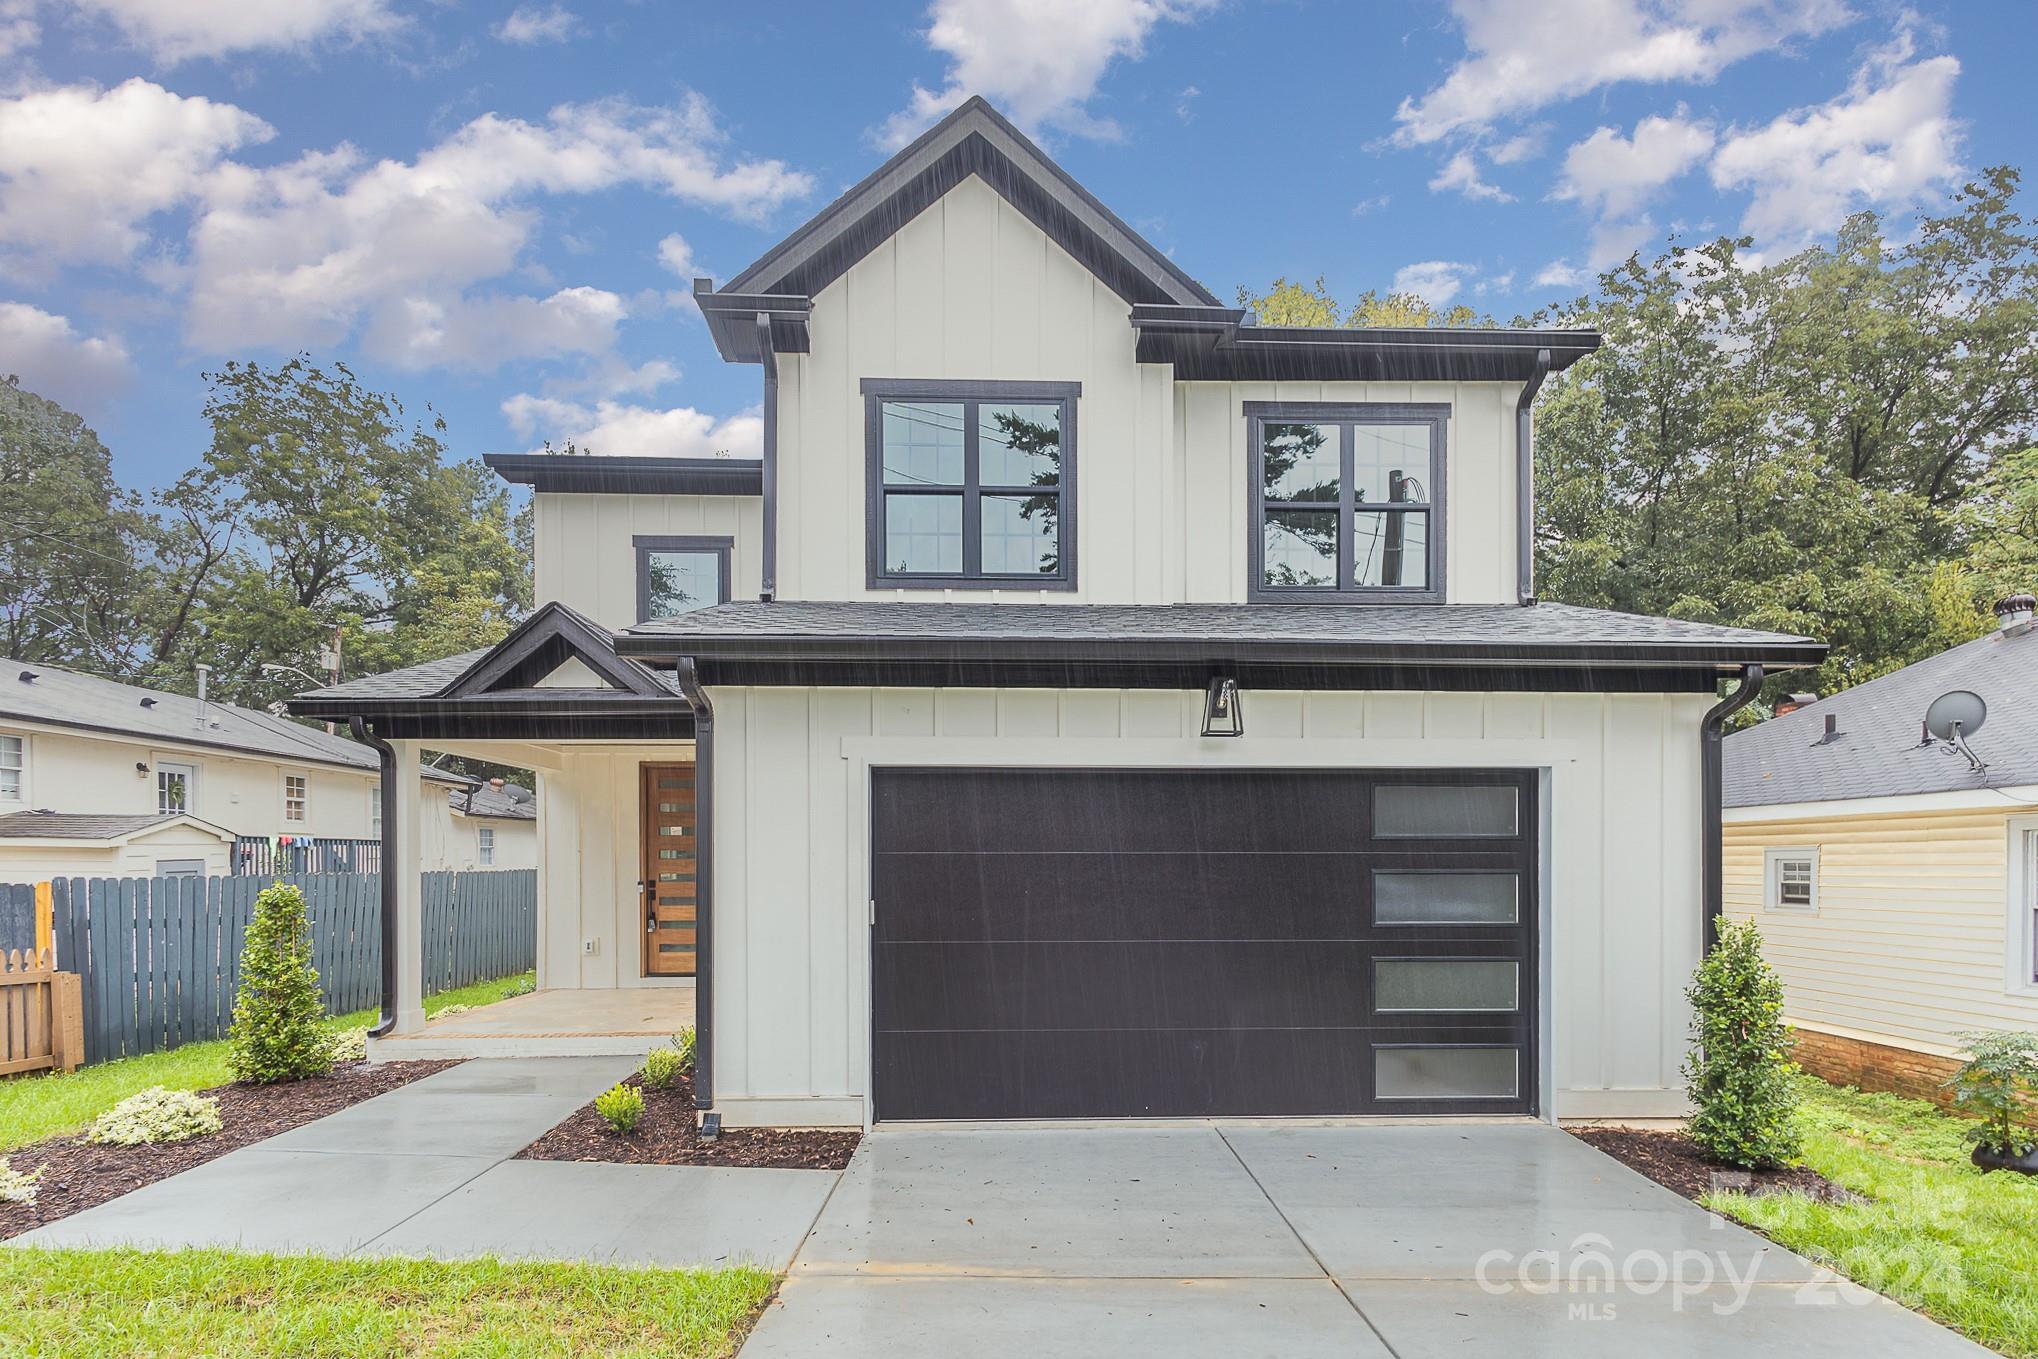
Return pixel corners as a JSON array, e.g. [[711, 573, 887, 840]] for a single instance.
[[635, 536, 732, 621], [1246, 402, 1447, 604], [157, 761, 198, 816], [863, 379, 1078, 590], [0, 733, 22, 802], [284, 773, 308, 823], [478, 826, 496, 866]]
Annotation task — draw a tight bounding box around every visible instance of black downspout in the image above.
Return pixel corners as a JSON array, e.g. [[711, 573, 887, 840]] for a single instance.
[[1515, 348, 1551, 606], [351, 716, 402, 1039], [1699, 664, 1763, 955], [673, 658, 714, 1111], [757, 312, 778, 603]]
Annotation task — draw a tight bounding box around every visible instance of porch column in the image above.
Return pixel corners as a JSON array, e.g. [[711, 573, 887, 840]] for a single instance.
[[388, 737, 427, 1034]]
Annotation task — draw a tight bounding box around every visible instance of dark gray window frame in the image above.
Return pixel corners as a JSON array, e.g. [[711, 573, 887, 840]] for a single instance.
[[634, 534, 734, 623], [863, 378, 1080, 591], [1245, 401, 1449, 605]]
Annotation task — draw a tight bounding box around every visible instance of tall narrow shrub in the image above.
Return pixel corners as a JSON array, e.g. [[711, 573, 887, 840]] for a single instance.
[[228, 881, 333, 1083], [1684, 917, 1800, 1167]]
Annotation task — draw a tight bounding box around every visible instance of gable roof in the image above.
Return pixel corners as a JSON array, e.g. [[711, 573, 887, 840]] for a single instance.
[[0, 662, 375, 771], [442, 601, 670, 698], [0, 810, 236, 844], [1727, 621, 2038, 808], [449, 781, 536, 820]]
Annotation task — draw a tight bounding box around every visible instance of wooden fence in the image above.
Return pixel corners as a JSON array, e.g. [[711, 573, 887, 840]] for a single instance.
[[0, 870, 535, 1066], [1, 948, 83, 1076]]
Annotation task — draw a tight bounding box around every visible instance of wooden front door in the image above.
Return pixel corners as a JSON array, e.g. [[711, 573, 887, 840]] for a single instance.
[[639, 762, 698, 976]]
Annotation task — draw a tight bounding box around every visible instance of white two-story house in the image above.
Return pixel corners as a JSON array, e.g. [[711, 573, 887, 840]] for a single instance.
[[295, 98, 1823, 1128]]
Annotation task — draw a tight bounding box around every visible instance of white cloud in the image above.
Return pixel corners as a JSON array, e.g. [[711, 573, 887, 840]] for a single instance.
[[1487, 128, 1546, 165], [0, 301, 131, 409], [1392, 260, 1475, 307], [185, 93, 813, 364], [1350, 194, 1390, 217], [1175, 84, 1199, 122], [496, 4, 578, 44], [1710, 25, 1960, 244], [879, 0, 1218, 148], [1428, 150, 1512, 203], [0, 0, 37, 57], [501, 393, 762, 459], [1534, 259, 1592, 289], [0, 79, 272, 278], [1554, 112, 1715, 217], [68, 0, 402, 62], [1475, 271, 1515, 295], [656, 232, 698, 279], [1394, 0, 1853, 145]]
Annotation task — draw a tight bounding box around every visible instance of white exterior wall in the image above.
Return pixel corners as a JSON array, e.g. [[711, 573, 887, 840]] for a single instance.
[[1724, 800, 2038, 1057], [420, 800, 538, 873], [0, 824, 233, 880], [708, 685, 1710, 1127], [536, 492, 763, 628]]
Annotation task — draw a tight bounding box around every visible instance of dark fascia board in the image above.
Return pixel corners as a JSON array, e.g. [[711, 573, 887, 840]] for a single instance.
[[443, 601, 668, 699], [694, 286, 812, 364], [289, 690, 696, 742], [677, 658, 1726, 694], [1132, 305, 1602, 383], [716, 97, 1217, 316], [484, 453, 763, 496]]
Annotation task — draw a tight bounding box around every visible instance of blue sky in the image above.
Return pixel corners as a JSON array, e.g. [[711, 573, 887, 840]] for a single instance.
[[1, 0, 2030, 490]]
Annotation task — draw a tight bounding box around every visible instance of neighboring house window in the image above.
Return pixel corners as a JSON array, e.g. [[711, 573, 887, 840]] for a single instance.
[[478, 826, 495, 866], [635, 536, 733, 621], [1763, 846, 1819, 912], [284, 774, 308, 822], [1245, 402, 1448, 603], [157, 761, 198, 816], [863, 379, 1079, 589], [0, 733, 22, 801], [370, 785, 381, 837], [2012, 820, 2038, 991]]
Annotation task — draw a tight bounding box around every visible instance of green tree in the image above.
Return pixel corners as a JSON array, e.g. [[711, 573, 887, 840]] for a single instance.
[[1237, 276, 1486, 328], [1684, 918, 1800, 1169], [228, 881, 333, 1084]]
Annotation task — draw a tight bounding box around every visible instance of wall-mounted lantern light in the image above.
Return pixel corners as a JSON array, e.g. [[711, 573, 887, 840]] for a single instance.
[[1202, 677, 1243, 738]]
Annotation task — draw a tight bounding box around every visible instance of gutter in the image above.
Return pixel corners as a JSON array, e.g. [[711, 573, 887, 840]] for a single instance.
[[1515, 348, 1551, 606], [1699, 665, 1763, 955], [671, 658, 715, 1115], [350, 716, 402, 1039], [757, 311, 778, 602]]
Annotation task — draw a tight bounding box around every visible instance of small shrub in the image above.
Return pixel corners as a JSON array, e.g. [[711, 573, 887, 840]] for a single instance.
[[641, 1046, 684, 1091], [1947, 1030, 2038, 1154], [325, 1026, 368, 1064], [87, 1087, 223, 1146], [503, 974, 536, 998], [433, 1003, 472, 1019], [673, 1025, 697, 1075], [0, 1157, 44, 1205], [594, 1082, 645, 1135], [227, 881, 333, 1084], [1684, 917, 1800, 1169]]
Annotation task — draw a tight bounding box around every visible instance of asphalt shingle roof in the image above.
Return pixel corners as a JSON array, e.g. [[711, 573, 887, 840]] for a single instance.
[[1726, 621, 2038, 807], [448, 782, 536, 820], [0, 662, 376, 770], [0, 810, 229, 841]]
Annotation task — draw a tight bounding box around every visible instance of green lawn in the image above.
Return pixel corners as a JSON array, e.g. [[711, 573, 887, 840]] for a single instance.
[[0, 971, 533, 1152], [2, 1246, 772, 1359], [1707, 1077, 2038, 1358]]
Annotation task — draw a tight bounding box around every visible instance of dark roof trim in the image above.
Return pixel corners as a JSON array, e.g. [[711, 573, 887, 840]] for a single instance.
[[443, 601, 669, 699], [694, 286, 812, 363], [484, 453, 762, 496], [1133, 305, 1602, 383]]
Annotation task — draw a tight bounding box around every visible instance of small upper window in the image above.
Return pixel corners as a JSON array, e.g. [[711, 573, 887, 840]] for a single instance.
[[0, 733, 22, 801], [635, 536, 732, 621], [1247, 403, 1447, 603], [478, 826, 496, 866], [864, 379, 1078, 589], [1765, 847, 1818, 912], [157, 761, 197, 816], [284, 774, 308, 823]]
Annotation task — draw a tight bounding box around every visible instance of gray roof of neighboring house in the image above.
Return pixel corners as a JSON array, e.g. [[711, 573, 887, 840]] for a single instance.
[[305, 648, 492, 702], [0, 810, 233, 841], [0, 661, 377, 770], [1726, 621, 2038, 808], [448, 781, 536, 820]]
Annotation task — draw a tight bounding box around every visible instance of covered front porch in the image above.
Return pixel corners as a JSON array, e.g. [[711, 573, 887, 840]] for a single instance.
[[368, 985, 697, 1060]]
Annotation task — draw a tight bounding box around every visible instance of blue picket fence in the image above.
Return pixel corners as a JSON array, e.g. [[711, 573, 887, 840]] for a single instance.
[[0, 870, 535, 1065]]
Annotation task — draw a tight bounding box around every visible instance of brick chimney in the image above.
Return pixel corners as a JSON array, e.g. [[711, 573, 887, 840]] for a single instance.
[[1773, 692, 1818, 717]]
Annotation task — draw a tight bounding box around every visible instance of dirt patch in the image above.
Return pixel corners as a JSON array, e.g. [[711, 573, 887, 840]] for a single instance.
[[517, 1072, 859, 1170], [1571, 1125, 1866, 1205], [0, 1059, 457, 1240]]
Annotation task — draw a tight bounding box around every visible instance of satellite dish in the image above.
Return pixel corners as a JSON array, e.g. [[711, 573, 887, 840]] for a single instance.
[[1924, 690, 1987, 742]]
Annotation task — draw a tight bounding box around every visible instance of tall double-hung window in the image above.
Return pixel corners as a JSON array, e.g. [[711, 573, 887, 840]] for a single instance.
[[864, 380, 1078, 589], [1246, 403, 1447, 603]]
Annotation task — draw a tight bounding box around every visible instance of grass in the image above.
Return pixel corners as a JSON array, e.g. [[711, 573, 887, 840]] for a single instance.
[[1706, 1076, 2038, 1357], [1, 1246, 773, 1359], [0, 971, 534, 1152]]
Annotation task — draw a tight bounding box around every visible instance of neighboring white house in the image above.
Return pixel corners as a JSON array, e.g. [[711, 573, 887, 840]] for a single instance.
[[1724, 593, 2038, 1098], [422, 778, 537, 872], [0, 661, 532, 878], [296, 98, 1824, 1127]]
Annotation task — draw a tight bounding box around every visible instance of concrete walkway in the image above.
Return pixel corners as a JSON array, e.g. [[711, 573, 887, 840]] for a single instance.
[[10, 1057, 837, 1271], [742, 1123, 1993, 1359]]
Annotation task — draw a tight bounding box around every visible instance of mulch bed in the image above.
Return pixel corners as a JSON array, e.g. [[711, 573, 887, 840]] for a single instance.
[[1571, 1125, 1866, 1205], [517, 1072, 860, 1170], [0, 1059, 457, 1240]]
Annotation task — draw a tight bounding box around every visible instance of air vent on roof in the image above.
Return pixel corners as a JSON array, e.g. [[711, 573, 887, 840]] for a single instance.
[[140, 697, 157, 708], [17, 670, 35, 683]]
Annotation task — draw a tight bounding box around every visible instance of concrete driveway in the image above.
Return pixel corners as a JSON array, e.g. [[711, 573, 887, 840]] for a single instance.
[[745, 1123, 1990, 1358]]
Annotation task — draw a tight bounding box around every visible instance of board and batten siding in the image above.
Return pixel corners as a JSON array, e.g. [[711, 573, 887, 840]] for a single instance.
[[705, 686, 1711, 1126], [534, 493, 762, 630], [1724, 806, 2038, 1056], [772, 173, 1525, 607]]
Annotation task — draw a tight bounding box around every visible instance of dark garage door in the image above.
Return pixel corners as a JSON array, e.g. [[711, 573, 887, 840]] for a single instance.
[[871, 767, 1538, 1121]]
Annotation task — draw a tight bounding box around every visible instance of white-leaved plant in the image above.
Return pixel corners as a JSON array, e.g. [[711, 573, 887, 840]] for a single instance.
[[0, 1156, 43, 1205], [87, 1087, 224, 1146], [325, 1026, 368, 1063]]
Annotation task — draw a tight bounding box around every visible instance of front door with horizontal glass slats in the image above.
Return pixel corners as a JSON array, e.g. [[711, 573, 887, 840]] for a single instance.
[[640, 763, 697, 976]]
